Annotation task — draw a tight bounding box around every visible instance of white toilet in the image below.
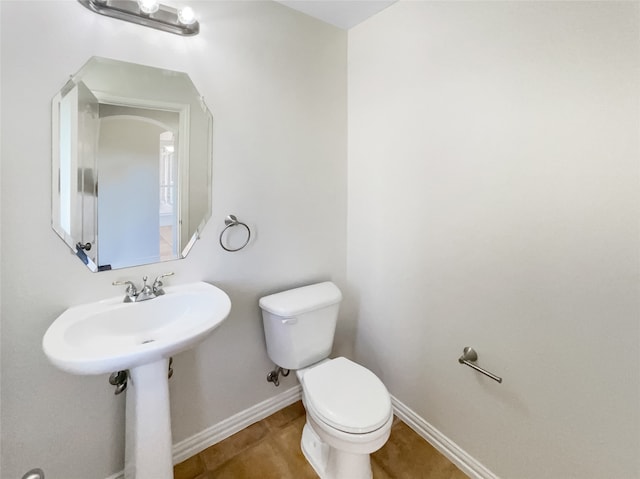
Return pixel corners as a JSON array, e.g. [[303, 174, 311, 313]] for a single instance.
[[259, 281, 392, 479]]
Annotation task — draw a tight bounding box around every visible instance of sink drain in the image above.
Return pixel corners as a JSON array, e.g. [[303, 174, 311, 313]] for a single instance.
[[141, 339, 155, 344]]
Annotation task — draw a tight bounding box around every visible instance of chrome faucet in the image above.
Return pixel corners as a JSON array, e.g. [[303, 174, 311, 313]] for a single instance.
[[112, 273, 174, 302], [152, 272, 175, 296], [136, 276, 156, 302]]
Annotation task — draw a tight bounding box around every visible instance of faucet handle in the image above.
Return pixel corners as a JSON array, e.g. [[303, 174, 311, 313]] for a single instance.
[[112, 280, 138, 302], [112, 280, 137, 294], [152, 272, 174, 295], [154, 272, 175, 281]]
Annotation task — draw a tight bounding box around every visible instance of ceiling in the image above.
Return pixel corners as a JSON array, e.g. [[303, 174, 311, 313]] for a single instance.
[[275, 1, 398, 30]]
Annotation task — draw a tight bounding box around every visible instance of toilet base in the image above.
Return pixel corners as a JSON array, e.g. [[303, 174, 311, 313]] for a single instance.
[[301, 422, 373, 479]]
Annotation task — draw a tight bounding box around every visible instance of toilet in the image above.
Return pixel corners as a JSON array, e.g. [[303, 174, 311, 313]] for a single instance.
[[259, 281, 392, 479]]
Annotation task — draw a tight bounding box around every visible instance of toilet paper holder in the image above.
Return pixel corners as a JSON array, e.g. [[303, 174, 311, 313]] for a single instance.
[[458, 347, 503, 384]]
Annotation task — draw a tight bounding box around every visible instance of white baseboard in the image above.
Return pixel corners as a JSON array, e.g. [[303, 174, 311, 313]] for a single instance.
[[104, 385, 303, 479], [106, 386, 496, 479], [172, 385, 302, 464], [390, 395, 499, 479]]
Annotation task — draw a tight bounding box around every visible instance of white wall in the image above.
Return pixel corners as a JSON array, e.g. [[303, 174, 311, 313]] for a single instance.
[[4, 2, 638, 479], [0, 2, 347, 478], [98, 117, 162, 269], [348, 2, 639, 478]]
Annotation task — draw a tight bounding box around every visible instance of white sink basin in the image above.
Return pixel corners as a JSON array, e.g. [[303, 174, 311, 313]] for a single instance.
[[43, 281, 231, 375]]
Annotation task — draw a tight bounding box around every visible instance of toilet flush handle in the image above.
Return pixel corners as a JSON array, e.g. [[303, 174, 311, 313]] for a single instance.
[[281, 318, 298, 325]]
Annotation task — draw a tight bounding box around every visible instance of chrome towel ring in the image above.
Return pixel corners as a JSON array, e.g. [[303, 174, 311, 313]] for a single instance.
[[219, 214, 251, 252]]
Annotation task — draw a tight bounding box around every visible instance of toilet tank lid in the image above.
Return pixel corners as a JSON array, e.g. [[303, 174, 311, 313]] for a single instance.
[[259, 281, 342, 317]]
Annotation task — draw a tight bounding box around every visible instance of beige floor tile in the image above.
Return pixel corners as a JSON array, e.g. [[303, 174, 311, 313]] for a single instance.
[[174, 453, 206, 479], [373, 421, 467, 479], [186, 403, 468, 479], [200, 421, 270, 471], [262, 400, 306, 432], [372, 456, 394, 479], [210, 440, 304, 479], [192, 473, 214, 479], [271, 415, 318, 478]]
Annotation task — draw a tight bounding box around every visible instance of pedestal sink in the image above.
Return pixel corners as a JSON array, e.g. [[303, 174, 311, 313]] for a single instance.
[[42, 281, 231, 479]]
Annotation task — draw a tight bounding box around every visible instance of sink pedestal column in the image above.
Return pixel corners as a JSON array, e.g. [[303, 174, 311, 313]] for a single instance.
[[124, 358, 173, 479]]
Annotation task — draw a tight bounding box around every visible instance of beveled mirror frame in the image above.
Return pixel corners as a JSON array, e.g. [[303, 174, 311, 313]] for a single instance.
[[51, 57, 213, 271]]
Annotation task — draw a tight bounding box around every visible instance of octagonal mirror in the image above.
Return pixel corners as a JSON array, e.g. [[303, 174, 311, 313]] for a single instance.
[[52, 57, 213, 271]]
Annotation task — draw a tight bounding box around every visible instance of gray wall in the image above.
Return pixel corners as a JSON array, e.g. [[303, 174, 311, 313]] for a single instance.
[[0, 2, 347, 478], [348, 2, 639, 478]]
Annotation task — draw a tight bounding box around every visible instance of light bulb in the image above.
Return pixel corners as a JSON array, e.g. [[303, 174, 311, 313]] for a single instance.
[[177, 6, 196, 25], [138, 0, 159, 14]]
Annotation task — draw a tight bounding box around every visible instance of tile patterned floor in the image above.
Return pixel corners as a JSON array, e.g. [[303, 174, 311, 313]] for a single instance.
[[174, 401, 468, 479]]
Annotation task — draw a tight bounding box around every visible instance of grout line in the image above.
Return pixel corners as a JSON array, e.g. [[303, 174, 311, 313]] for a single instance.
[[201, 403, 306, 474]]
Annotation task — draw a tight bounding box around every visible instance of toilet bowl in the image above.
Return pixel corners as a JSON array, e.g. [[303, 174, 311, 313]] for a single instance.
[[259, 282, 392, 479], [297, 357, 392, 479]]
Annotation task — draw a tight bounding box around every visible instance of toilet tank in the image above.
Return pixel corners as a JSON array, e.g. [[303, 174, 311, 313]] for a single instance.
[[259, 282, 342, 370]]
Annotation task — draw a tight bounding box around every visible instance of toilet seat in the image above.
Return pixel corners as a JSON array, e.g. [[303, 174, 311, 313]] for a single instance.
[[303, 357, 391, 434]]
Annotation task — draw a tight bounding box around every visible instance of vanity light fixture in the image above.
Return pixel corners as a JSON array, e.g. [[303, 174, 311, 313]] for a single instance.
[[77, 0, 200, 36], [138, 0, 160, 14], [177, 6, 196, 25]]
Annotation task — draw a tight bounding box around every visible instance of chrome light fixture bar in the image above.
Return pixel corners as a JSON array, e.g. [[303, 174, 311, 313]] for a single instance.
[[78, 0, 199, 36]]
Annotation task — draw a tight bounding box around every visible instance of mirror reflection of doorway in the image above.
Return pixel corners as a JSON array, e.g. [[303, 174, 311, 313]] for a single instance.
[[97, 108, 180, 269]]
